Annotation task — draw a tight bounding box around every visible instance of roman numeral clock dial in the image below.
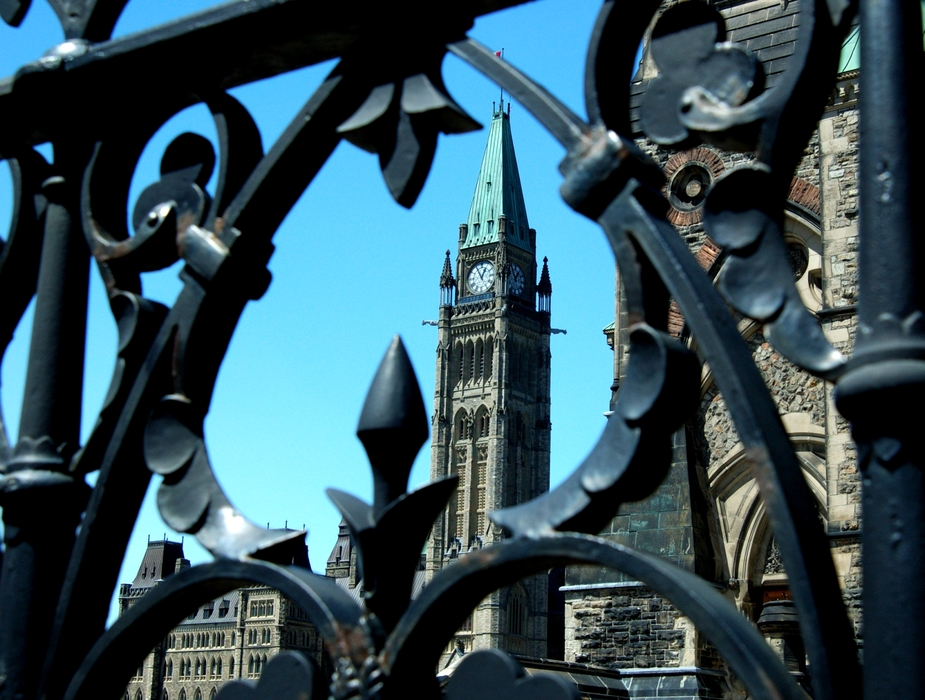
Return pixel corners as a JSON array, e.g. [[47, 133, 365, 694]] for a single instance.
[[467, 260, 495, 294], [509, 263, 525, 296]]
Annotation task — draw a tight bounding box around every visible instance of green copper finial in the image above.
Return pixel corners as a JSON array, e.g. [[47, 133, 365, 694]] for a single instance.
[[462, 107, 532, 253]]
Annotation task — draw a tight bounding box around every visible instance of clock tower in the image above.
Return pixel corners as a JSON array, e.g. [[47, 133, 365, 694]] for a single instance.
[[427, 102, 552, 661]]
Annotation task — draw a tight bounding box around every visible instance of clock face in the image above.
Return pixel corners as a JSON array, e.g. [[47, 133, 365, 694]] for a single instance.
[[467, 261, 495, 294], [509, 264, 525, 296]]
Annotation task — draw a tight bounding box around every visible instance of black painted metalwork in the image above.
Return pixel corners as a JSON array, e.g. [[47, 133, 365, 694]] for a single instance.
[[0, 0, 912, 698]]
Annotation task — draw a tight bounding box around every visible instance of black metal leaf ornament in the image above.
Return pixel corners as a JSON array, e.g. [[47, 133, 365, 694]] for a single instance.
[[445, 650, 578, 700], [145, 394, 308, 563], [337, 48, 480, 208], [2, 0, 128, 39], [216, 652, 322, 700], [327, 336, 456, 633], [0, 0, 29, 26], [640, 2, 761, 150], [86, 131, 215, 293], [704, 165, 845, 377]]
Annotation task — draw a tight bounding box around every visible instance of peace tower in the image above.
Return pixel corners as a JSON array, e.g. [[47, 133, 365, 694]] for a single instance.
[[426, 102, 553, 661]]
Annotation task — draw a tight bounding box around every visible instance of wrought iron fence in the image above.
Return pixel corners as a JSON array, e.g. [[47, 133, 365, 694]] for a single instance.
[[0, 0, 920, 698]]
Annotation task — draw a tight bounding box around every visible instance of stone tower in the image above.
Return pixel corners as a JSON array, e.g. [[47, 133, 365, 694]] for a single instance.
[[427, 102, 552, 661]]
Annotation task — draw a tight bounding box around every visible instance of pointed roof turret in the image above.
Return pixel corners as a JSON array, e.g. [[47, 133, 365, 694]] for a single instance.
[[326, 518, 353, 579], [462, 102, 532, 253], [439, 250, 456, 307], [131, 538, 185, 588], [537, 256, 552, 314], [439, 250, 455, 288]]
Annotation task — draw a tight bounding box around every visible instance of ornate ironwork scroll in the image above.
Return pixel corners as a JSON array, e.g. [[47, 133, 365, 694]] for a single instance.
[[0, 0, 918, 699]]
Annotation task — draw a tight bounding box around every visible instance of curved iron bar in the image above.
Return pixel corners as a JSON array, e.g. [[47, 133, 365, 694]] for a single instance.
[[0, 150, 49, 461], [384, 534, 808, 700], [62, 560, 370, 700], [491, 322, 700, 537], [451, 23, 860, 700], [447, 39, 589, 153], [42, 94, 267, 699]]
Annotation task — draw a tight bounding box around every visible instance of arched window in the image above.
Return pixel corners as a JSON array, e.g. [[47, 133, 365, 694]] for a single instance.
[[508, 588, 527, 636], [216, 657, 222, 676], [229, 656, 235, 677], [166, 660, 173, 679], [476, 408, 490, 439], [178, 690, 187, 700], [210, 690, 217, 700], [465, 341, 474, 382], [194, 689, 202, 700], [135, 689, 143, 700], [475, 339, 484, 381], [485, 337, 494, 379], [248, 655, 255, 676], [454, 410, 471, 442], [456, 342, 464, 383]]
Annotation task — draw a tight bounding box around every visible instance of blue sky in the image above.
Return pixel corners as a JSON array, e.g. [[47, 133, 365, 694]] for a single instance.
[[1, 0, 622, 621]]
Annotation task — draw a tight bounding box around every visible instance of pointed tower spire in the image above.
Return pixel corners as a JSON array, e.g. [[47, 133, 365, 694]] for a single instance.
[[439, 250, 456, 307], [462, 105, 532, 253], [537, 256, 552, 314]]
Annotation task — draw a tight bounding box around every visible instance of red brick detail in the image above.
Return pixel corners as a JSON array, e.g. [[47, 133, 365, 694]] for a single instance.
[[788, 177, 821, 216], [694, 237, 722, 272], [668, 237, 723, 337], [666, 208, 703, 226], [663, 147, 725, 180], [668, 301, 685, 338], [662, 147, 726, 225]]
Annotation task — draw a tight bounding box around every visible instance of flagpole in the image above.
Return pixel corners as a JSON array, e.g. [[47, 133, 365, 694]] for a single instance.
[[495, 48, 505, 110]]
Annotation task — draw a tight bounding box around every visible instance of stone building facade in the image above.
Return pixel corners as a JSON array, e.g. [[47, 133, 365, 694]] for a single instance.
[[426, 103, 554, 664], [121, 539, 325, 700], [563, 1, 862, 698]]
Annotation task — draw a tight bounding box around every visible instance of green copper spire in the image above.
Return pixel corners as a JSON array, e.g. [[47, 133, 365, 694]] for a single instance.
[[462, 102, 532, 253]]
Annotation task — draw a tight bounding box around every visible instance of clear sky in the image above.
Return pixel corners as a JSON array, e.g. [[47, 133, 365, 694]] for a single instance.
[[1, 0, 623, 622]]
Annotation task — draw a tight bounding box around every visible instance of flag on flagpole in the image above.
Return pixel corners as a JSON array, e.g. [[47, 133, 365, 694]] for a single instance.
[[494, 49, 505, 108]]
